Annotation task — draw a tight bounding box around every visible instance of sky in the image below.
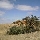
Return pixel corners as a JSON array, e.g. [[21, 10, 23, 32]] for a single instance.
[[0, 0, 40, 24]]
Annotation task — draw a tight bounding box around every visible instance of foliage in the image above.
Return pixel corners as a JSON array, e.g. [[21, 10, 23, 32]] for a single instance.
[[7, 15, 40, 35], [7, 25, 36, 35], [23, 15, 39, 30]]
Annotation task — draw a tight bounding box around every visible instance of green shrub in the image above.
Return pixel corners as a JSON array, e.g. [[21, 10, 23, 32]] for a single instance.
[[7, 25, 39, 35], [7, 26, 24, 35], [7, 26, 18, 35]]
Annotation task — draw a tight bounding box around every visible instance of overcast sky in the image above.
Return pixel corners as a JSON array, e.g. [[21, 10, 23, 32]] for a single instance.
[[0, 0, 40, 24]]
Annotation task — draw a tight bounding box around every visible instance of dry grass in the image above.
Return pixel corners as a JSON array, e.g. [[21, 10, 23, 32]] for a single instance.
[[0, 24, 10, 34], [0, 24, 40, 40], [0, 31, 40, 40]]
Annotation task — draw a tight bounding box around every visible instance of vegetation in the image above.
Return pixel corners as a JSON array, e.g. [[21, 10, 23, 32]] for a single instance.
[[7, 15, 40, 35]]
